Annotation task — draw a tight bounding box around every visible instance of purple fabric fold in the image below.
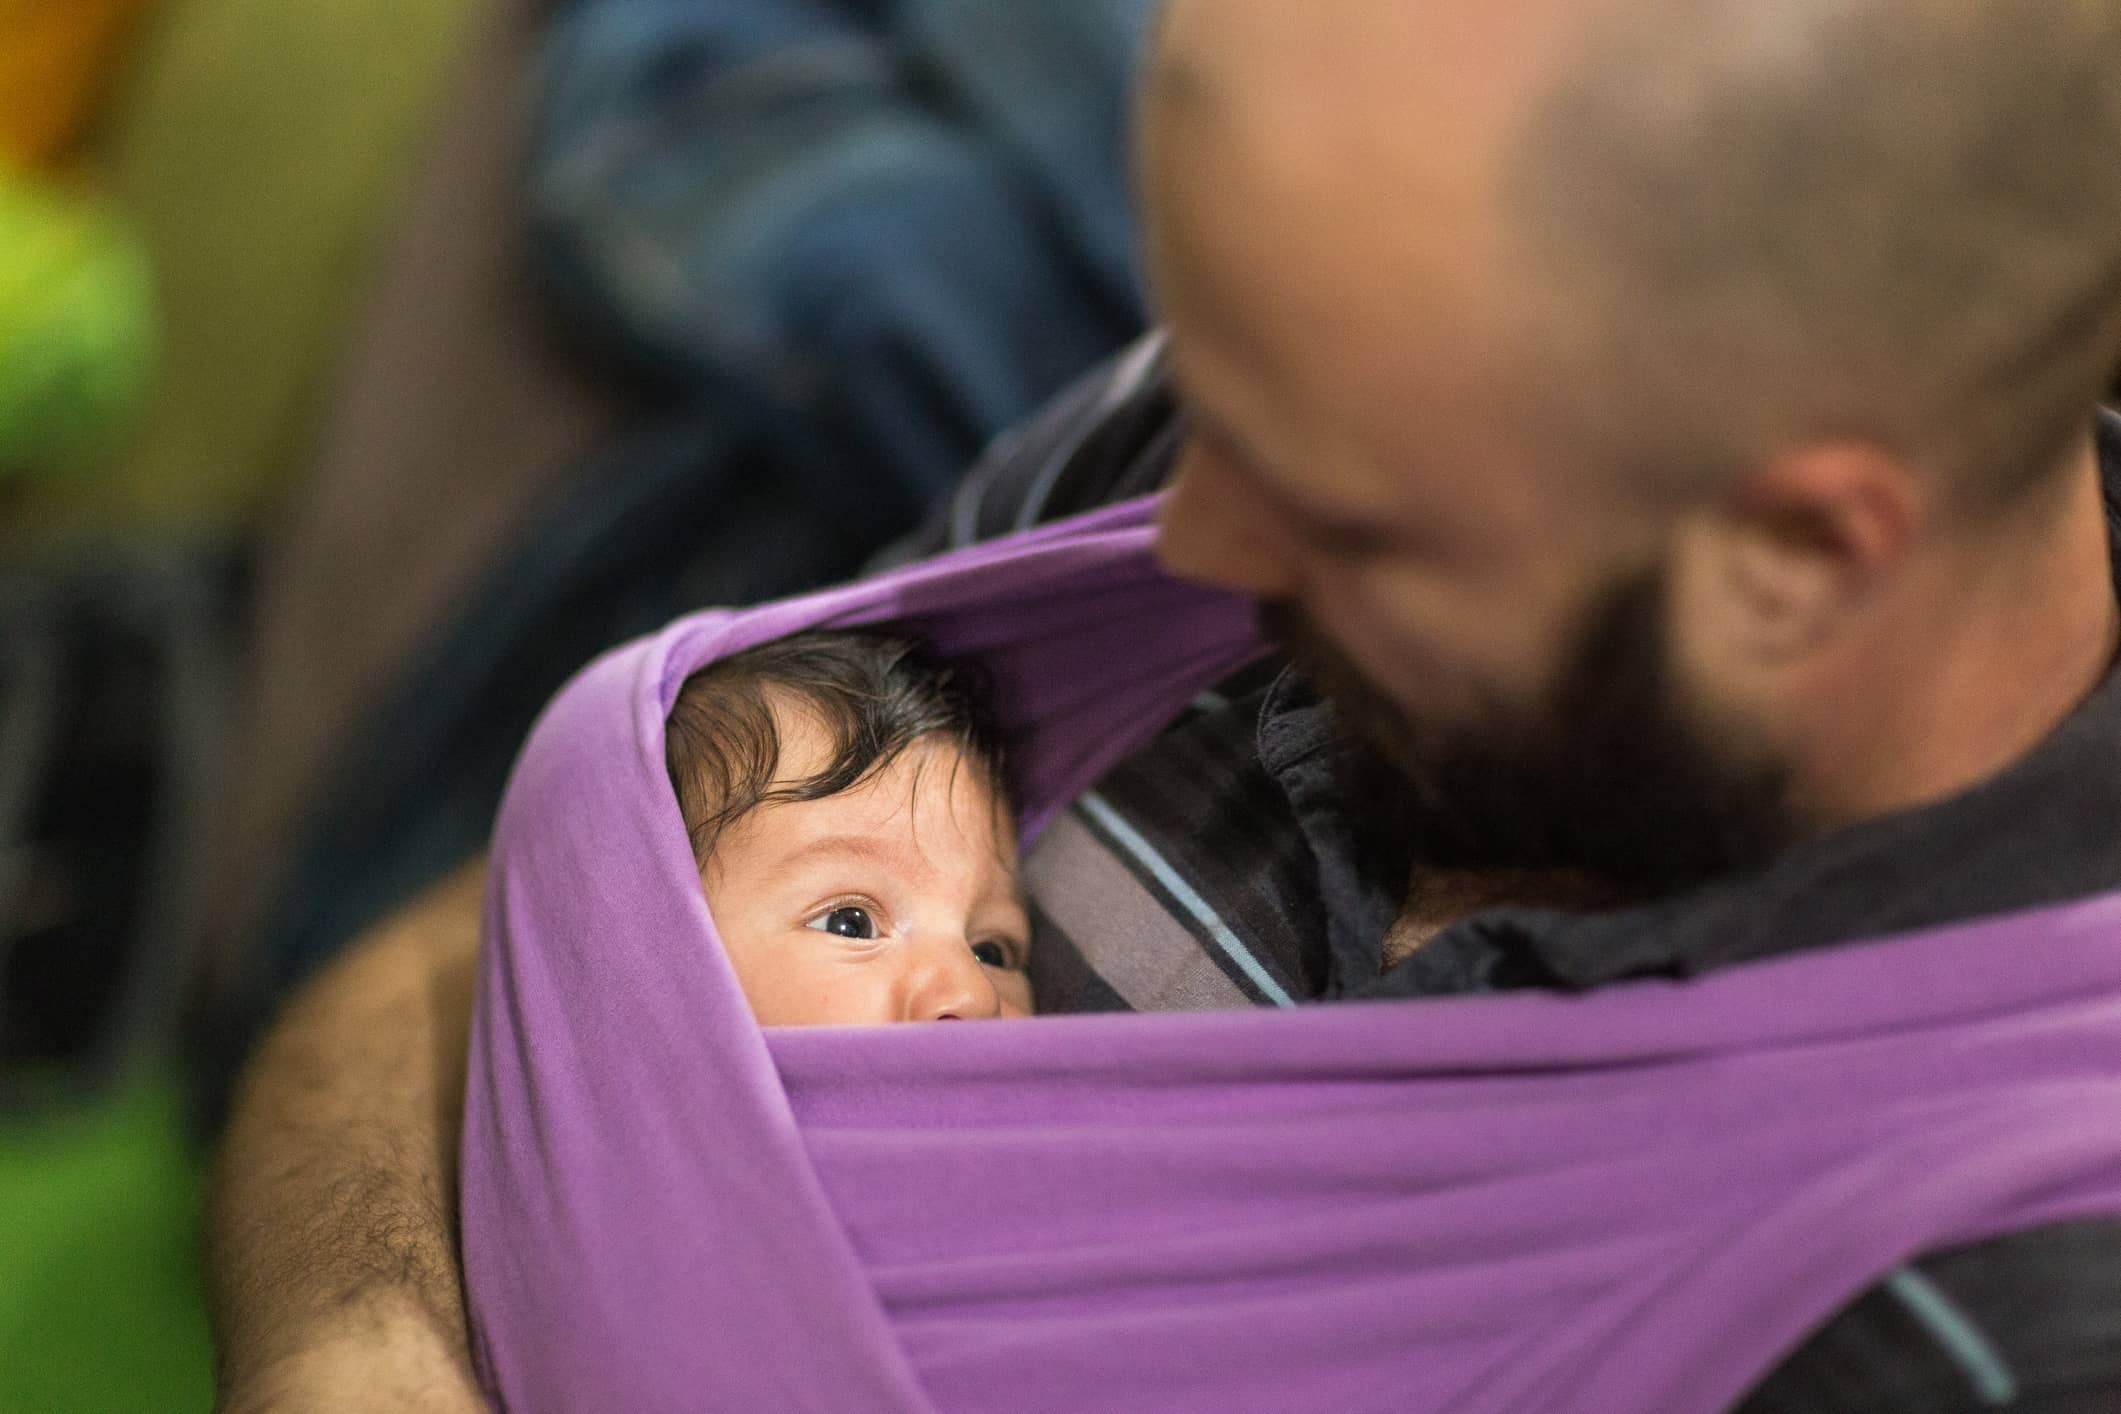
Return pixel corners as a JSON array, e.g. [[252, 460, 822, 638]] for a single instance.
[[463, 496, 2121, 1413]]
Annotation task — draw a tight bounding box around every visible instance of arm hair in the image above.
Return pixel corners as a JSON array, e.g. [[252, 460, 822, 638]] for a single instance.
[[208, 858, 489, 1414]]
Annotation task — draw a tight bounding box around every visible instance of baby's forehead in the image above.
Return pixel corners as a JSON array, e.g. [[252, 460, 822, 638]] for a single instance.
[[723, 721, 1019, 862]]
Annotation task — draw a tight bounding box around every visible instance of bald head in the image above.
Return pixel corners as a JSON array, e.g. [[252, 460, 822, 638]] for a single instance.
[[1513, 0, 2121, 507], [1139, 0, 1591, 519], [1143, 0, 2121, 511]]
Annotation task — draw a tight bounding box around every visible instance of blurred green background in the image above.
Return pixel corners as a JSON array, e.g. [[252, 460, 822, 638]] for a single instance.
[[5, 0, 475, 535], [1, 1077, 210, 1410], [3, 0, 478, 1407]]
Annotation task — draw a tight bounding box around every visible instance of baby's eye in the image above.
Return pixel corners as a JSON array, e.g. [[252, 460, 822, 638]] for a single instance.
[[808, 906, 878, 940], [970, 940, 1012, 968]]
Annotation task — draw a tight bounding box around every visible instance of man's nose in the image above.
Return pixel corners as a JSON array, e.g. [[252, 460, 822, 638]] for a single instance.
[[1156, 442, 1301, 600], [907, 939, 1003, 1022]]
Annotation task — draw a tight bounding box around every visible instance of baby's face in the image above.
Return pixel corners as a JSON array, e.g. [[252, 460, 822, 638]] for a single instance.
[[702, 719, 1031, 1026]]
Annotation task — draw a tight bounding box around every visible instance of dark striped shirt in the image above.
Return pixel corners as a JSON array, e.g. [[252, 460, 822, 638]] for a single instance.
[[879, 335, 2121, 1412]]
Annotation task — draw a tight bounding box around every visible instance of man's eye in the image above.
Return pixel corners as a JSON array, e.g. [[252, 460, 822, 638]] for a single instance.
[[970, 940, 1011, 968], [808, 906, 877, 940]]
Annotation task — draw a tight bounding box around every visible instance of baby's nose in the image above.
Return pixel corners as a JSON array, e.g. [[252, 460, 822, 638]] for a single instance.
[[913, 942, 1002, 1022]]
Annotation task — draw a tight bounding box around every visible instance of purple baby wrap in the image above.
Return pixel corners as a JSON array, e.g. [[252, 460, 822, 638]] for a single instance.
[[463, 497, 2121, 1413]]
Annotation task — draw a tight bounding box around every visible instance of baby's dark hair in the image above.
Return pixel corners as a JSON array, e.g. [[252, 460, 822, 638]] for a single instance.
[[664, 629, 1009, 864]]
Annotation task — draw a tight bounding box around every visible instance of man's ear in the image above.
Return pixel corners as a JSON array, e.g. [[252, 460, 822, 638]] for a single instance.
[[1689, 442, 1926, 663]]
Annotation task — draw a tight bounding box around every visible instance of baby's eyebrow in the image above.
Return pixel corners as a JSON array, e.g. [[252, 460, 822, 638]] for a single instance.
[[776, 834, 904, 871]]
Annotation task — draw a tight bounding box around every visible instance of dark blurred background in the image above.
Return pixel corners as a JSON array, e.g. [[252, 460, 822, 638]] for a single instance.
[[1, 0, 1156, 1405]]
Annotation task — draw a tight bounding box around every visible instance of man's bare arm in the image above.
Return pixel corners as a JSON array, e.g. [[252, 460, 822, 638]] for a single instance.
[[209, 858, 489, 1414]]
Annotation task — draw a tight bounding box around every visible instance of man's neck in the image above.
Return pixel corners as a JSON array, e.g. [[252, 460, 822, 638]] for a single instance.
[[1383, 867, 1632, 971], [1794, 442, 2118, 832]]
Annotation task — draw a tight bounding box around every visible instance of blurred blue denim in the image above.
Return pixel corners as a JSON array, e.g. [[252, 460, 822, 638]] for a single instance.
[[532, 0, 1155, 525]]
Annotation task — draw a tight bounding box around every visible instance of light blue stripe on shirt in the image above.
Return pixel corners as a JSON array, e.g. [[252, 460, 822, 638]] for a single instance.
[[1077, 790, 1298, 1008], [1886, 1267, 2019, 1406]]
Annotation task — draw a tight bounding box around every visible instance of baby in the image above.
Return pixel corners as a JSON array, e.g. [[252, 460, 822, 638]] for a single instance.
[[665, 629, 1032, 1025]]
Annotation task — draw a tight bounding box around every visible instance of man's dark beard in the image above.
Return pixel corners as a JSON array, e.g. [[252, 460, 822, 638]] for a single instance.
[[1264, 571, 1796, 900]]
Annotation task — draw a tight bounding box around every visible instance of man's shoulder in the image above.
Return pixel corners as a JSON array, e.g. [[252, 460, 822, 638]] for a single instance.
[[871, 333, 1180, 568]]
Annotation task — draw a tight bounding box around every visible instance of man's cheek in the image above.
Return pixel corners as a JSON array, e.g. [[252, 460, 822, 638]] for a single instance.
[[1339, 628, 1492, 733]]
